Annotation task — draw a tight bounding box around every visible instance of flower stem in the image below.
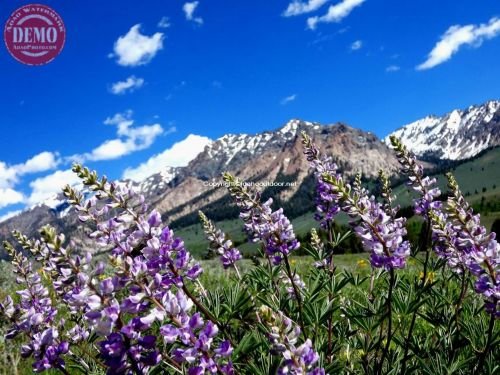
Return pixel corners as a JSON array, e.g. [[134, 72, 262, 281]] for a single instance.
[[401, 222, 431, 373], [454, 268, 468, 327], [326, 221, 335, 363], [283, 255, 307, 339], [377, 268, 395, 375]]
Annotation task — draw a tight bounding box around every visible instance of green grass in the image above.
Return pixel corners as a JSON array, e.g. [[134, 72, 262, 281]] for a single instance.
[[393, 147, 500, 208], [176, 210, 354, 258], [175, 148, 500, 257]]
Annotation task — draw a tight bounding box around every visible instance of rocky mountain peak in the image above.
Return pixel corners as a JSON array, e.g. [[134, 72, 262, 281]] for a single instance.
[[386, 100, 500, 160]]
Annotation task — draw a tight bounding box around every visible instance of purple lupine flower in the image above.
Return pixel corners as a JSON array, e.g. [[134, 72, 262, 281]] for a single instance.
[[354, 196, 410, 269], [199, 211, 242, 270], [390, 138, 499, 317], [443, 174, 500, 317], [0, 245, 69, 373], [302, 131, 341, 229], [303, 132, 410, 270], [389, 136, 442, 218], [378, 170, 399, 218], [161, 292, 234, 372], [278, 270, 307, 299], [223, 173, 300, 266], [99, 332, 161, 374], [6, 164, 234, 373], [430, 210, 470, 273], [389, 136, 467, 272], [260, 307, 324, 375], [28, 328, 69, 373]]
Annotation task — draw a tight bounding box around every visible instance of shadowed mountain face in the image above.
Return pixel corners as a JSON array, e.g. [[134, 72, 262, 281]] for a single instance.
[[0, 120, 400, 254], [386, 100, 500, 161]]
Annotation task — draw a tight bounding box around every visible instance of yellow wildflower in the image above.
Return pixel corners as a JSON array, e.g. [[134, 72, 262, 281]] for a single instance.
[[419, 271, 435, 284], [357, 259, 368, 268]]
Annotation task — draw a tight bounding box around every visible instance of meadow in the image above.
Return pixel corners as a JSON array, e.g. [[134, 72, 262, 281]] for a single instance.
[[0, 135, 498, 374]]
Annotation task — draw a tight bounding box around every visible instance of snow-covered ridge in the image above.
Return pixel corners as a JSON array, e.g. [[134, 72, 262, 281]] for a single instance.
[[386, 100, 500, 160], [138, 166, 179, 195], [201, 119, 316, 166]]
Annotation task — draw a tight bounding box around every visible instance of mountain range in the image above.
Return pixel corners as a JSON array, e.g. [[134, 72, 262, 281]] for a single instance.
[[386, 100, 499, 160], [1, 99, 499, 254]]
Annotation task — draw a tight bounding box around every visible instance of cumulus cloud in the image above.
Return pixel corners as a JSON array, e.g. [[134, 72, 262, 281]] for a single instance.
[[307, 0, 366, 30], [158, 16, 171, 28], [71, 111, 163, 162], [0, 151, 59, 189], [183, 2, 203, 24], [386, 65, 400, 72], [0, 162, 19, 189], [27, 170, 81, 205], [110, 76, 145, 95], [0, 112, 166, 209], [283, 0, 329, 17], [0, 188, 24, 209], [112, 24, 164, 66], [417, 17, 500, 70], [18, 151, 59, 174], [281, 94, 298, 105], [0, 151, 60, 210], [350, 40, 362, 50], [123, 134, 212, 181]]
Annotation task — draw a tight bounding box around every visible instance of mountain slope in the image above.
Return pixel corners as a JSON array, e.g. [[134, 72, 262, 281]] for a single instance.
[[149, 120, 400, 225], [0, 120, 399, 255], [386, 100, 500, 160]]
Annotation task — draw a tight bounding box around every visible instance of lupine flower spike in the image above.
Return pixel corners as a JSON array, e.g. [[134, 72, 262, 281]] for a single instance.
[[303, 132, 410, 269], [199, 211, 242, 273]]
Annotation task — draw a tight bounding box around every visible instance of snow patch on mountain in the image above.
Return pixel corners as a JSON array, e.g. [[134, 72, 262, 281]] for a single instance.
[[386, 100, 500, 160]]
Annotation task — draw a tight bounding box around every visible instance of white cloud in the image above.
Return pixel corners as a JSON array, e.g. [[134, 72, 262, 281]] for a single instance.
[[87, 139, 134, 161], [350, 40, 362, 50], [283, 0, 329, 17], [18, 151, 59, 174], [183, 2, 203, 24], [27, 170, 81, 205], [0, 151, 59, 189], [158, 16, 171, 28], [112, 24, 164, 66], [110, 76, 145, 95], [123, 134, 212, 181], [386, 65, 400, 72], [0, 162, 18, 189], [103, 110, 135, 136], [0, 188, 24, 209], [307, 0, 366, 30], [417, 17, 500, 70], [0, 209, 22, 223], [69, 111, 164, 162], [0, 151, 59, 209], [281, 94, 298, 105]]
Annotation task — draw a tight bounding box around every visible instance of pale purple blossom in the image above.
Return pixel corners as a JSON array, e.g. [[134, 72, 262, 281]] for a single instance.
[[261, 307, 324, 375], [223, 173, 300, 265], [303, 133, 410, 269], [199, 211, 242, 270], [302, 131, 341, 228]]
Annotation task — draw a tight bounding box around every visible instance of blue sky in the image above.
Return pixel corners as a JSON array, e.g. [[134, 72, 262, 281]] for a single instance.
[[0, 0, 499, 219]]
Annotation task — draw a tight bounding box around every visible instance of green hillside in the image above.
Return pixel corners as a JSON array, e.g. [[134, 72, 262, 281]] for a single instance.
[[177, 147, 500, 258], [393, 147, 500, 208], [393, 147, 500, 231]]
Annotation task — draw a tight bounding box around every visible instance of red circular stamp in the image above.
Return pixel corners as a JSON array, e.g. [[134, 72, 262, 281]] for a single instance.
[[4, 4, 65, 66]]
